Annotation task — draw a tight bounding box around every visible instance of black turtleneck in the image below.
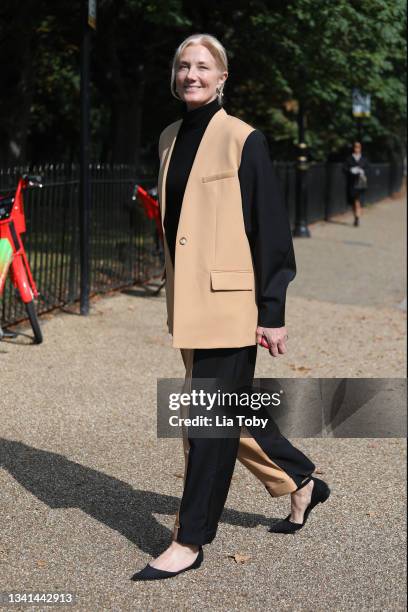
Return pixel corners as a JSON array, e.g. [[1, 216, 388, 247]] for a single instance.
[[164, 97, 221, 264], [162, 98, 296, 328]]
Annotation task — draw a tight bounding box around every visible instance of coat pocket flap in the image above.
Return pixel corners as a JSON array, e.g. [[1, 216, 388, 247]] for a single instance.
[[201, 170, 236, 183], [210, 270, 254, 291]]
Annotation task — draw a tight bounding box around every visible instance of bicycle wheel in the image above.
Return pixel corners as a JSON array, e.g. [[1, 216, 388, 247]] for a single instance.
[[25, 300, 43, 344]]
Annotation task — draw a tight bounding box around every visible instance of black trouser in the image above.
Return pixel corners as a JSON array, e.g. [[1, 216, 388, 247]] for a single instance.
[[175, 345, 315, 546]]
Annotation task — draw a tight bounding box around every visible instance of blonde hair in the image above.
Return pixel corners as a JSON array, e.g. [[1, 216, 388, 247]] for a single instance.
[[170, 33, 228, 105]]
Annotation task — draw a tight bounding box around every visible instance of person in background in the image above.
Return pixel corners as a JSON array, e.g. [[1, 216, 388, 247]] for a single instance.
[[344, 141, 370, 227]]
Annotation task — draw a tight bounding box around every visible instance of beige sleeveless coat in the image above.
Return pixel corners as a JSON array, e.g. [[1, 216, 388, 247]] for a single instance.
[[158, 107, 258, 349]]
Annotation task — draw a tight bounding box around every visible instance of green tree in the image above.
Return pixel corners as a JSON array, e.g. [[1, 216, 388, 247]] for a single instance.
[[0, 0, 405, 166]]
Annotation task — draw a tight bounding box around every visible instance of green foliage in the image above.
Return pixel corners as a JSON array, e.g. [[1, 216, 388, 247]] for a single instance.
[[225, 0, 407, 159], [0, 0, 405, 164]]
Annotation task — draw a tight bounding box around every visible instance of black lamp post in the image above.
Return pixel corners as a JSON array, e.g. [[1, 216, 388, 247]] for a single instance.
[[293, 99, 311, 237], [79, 0, 96, 315]]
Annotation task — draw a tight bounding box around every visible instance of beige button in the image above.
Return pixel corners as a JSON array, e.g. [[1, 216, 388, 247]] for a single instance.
[[179, 237, 187, 245]]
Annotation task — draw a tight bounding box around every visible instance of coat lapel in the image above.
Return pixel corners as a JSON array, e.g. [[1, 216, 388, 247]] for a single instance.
[[158, 120, 182, 223], [158, 108, 228, 223]]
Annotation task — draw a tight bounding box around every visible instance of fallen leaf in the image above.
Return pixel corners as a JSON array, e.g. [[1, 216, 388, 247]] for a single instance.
[[173, 473, 184, 479], [314, 468, 325, 474], [36, 559, 47, 568], [228, 552, 251, 564]]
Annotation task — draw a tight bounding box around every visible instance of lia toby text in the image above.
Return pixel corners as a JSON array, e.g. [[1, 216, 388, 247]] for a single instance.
[[168, 414, 269, 429]]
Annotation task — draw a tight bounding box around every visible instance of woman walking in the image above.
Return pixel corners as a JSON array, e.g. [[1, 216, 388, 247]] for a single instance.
[[344, 141, 370, 226], [132, 33, 330, 581]]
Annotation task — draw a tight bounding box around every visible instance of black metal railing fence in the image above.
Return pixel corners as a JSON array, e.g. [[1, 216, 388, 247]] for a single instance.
[[0, 160, 404, 327], [0, 163, 160, 327], [274, 160, 404, 226]]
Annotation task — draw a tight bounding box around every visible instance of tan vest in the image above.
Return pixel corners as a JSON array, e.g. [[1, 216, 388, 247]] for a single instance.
[[158, 107, 258, 349]]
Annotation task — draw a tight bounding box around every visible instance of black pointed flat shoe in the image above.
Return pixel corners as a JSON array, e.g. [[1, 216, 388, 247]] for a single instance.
[[131, 546, 203, 581], [269, 477, 331, 534]]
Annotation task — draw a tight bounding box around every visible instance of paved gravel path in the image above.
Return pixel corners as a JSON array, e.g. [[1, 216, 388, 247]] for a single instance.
[[1, 195, 406, 611]]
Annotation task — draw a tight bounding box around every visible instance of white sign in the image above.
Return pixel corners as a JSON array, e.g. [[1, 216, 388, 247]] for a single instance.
[[352, 89, 371, 117]]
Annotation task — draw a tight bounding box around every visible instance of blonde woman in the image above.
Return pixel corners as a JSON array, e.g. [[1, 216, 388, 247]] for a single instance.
[[132, 33, 330, 581]]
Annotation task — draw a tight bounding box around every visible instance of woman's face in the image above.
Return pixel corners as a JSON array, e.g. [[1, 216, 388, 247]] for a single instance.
[[175, 44, 227, 110], [353, 142, 362, 155]]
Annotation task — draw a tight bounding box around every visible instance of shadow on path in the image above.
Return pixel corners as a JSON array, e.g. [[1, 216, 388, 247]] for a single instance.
[[325, 219, 353, 227], [121, 287, 163, 299], [0, 439, 271, 556]]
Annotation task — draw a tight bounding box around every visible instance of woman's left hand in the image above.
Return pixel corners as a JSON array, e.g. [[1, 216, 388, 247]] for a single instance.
[[256, 326, 288, 357]]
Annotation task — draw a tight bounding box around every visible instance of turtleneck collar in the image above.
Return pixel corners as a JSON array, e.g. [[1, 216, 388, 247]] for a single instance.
[[181, 97, 222, 130]]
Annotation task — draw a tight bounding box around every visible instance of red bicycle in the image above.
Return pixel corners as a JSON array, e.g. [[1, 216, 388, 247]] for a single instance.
[[132, 184, 165, 295], [0, 174, 43, 343]]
